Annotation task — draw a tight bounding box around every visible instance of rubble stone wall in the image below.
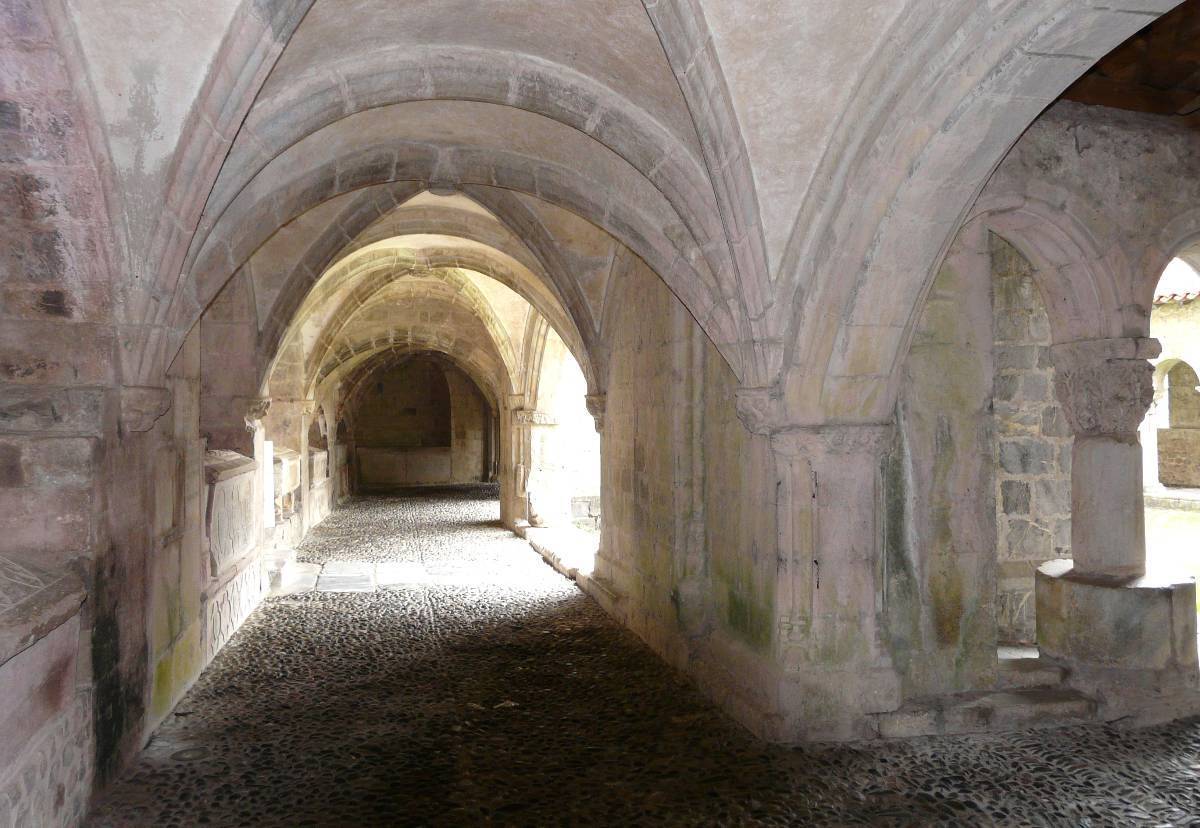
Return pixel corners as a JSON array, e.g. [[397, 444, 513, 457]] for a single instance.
[[990, 236, 1073, 644]]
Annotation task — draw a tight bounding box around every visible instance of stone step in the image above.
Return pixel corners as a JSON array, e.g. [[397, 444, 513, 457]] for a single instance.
[[876, 687, 1096, 738], [997, 656, 1067, 690]]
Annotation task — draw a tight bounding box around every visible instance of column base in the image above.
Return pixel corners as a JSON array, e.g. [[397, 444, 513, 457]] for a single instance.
[[1036, 559, 1200, 723]]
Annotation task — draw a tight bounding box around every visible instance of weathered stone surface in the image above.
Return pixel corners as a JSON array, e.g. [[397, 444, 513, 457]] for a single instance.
[[876, 687, 1095, 738], [1158, 428, 1200, 487], [0, 688, 92, 828], [991, 234, 1073, 642], [6, 2, 1200, 818], [203, 561, 263, 664], [1050, 338, 1159, 438], [889, 241, 997, 700], [118, 387, 171, 434]]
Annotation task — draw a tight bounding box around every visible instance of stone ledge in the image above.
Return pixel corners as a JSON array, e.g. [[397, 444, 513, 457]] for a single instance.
[[1036, 558, 1198, 672], [0, 555, 85, 668]]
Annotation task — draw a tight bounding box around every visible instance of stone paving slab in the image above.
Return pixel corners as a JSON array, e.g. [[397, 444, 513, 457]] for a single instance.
[[375, 561, 428, 587], [270, 562, 321, 597], [88, 488, 1200, 827], [314, 561, 375, 592]]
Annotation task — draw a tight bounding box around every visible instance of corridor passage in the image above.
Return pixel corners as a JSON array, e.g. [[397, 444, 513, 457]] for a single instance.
[[90, 489, 1200, 827]]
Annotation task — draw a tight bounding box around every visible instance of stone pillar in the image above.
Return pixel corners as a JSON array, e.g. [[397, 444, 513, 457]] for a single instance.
[[517, 408, 565, 527], [736, 389, 900, 739], [771, 425, 901, 738], [1049, 338, 1157, 578]]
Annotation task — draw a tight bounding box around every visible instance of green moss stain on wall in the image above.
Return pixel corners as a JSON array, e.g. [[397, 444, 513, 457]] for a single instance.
[[715, 551, 773, 651], [883, 439, 920, 681], [150, 621, 204, 722]]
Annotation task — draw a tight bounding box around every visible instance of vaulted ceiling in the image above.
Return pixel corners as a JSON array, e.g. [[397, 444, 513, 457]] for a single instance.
[[57, 0, 1187, 424]]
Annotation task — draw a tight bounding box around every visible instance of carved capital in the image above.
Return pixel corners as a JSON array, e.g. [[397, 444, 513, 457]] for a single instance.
[[585, 393, 606, 433], [237, 396, 271, 430], [771, 424, 894, 459], [734, 386, 779, 436], [301, 400, 316, 418], [1049, 338, 1159, 437], [513, 409, 558, 426], [120, 386, 171, 433]]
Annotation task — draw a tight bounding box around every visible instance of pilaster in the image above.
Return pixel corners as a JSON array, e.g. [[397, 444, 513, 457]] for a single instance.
[[733, 393, 903, 738]]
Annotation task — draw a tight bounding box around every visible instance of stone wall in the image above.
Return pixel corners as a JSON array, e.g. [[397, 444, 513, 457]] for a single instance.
[[1158, 359, 1200, 487], [0, 0, 134, 797], [990, 235, 1072, 644], [0, 558, 90, 827], [445, 369, 487, 483], [144, 324, 269, 738], [354, 358, 452, 449], [0, 686, 93, 827], [144, 329, 205, 732], [1166, 362, 1200, 429], [352, 358, 488, 488], [593, 258, 775, 732], [1158, 429, 1200, 488]]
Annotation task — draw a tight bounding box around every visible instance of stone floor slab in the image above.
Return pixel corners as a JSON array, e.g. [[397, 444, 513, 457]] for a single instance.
[[270, 562, 321, 597]]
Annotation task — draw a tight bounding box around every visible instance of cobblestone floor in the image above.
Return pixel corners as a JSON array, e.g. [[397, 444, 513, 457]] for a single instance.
[[89, 488, 1200, 827]]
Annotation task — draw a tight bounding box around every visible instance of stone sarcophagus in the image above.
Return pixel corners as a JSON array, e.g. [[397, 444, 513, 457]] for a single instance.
[[203, 450, 258, 578]]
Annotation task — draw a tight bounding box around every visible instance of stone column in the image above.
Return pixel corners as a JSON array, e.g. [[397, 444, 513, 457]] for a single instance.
[[1049, 337, 1157, 578]]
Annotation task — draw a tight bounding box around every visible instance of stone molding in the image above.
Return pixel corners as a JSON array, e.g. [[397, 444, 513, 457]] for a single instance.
[[771, 424, 895, 458], [734, 386, 779, 435], [203, 449, 258, 485], [119, 386, 171, 433], [1050, 338, 1159, 437], [513, 410, 558, 426], [585, 393, 606, 432], [237, 396, 272, 429]]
